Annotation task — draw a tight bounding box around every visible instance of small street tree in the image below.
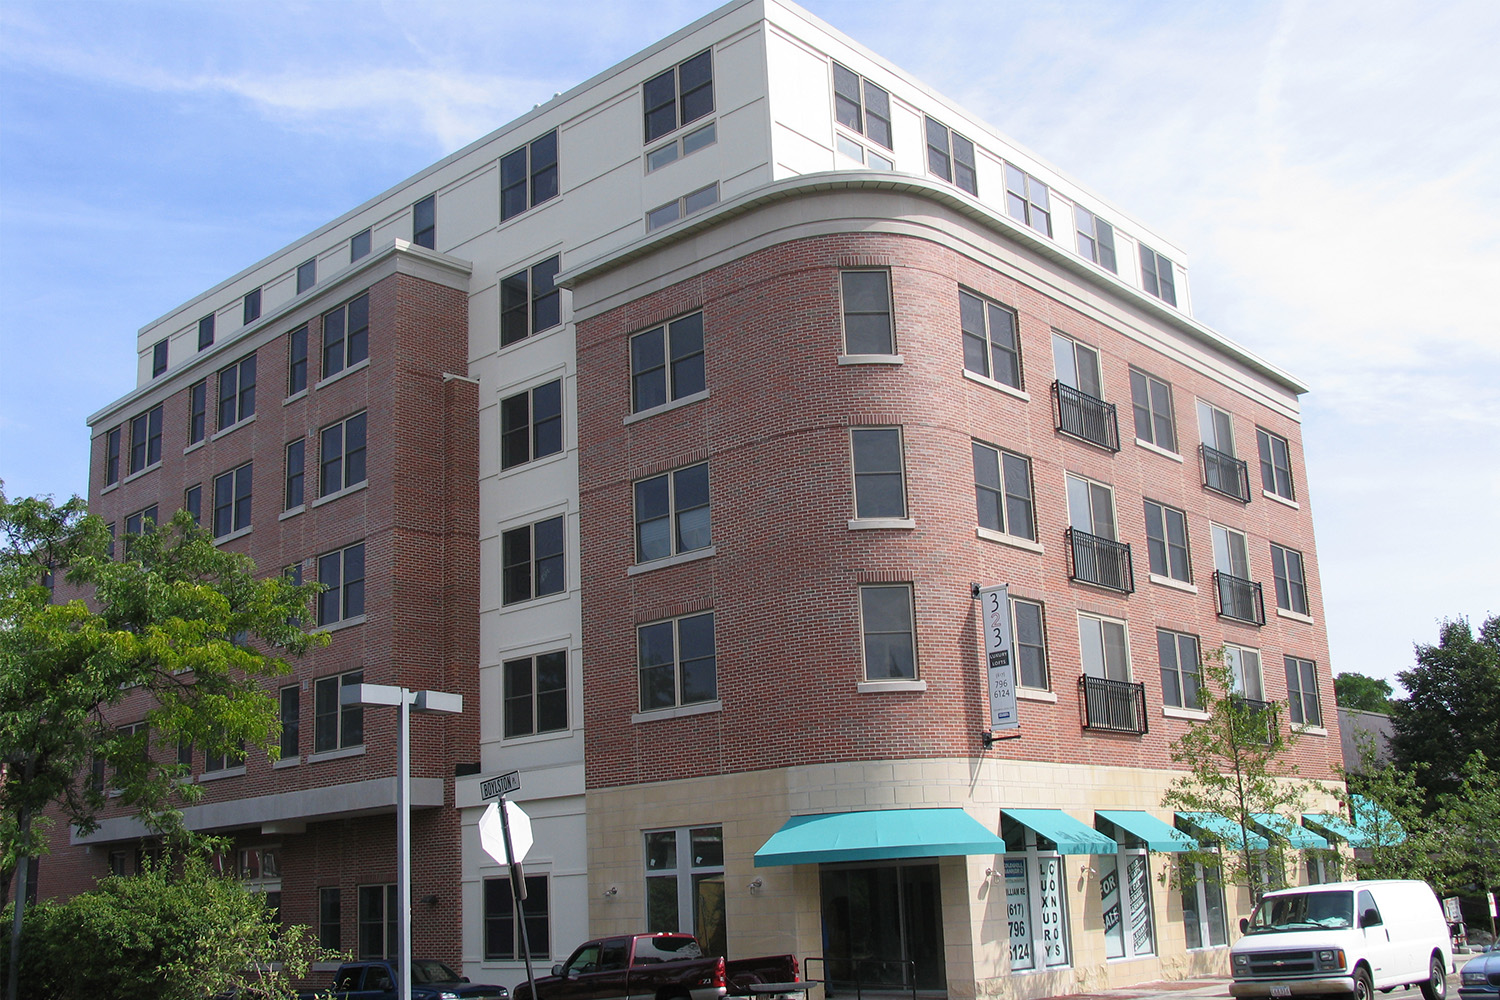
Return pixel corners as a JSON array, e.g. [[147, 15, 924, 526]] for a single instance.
[[1433, 751, 1500, 942], [1336, 732, 1438, 883], [1162, 655, 1318, 906], [1, 490, 326, 1000]]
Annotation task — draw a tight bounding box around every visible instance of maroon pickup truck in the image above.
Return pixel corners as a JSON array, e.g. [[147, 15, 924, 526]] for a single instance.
[[511, 933, 802, 1000]]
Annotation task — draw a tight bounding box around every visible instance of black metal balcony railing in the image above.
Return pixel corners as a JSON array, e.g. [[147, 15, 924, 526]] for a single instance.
[[1053, 381, 1121, 452], [1201, 444, 1251, 502], [1079, 674, 1149, 735], [1067, 527, 1135, 593], [1214, 570, 1266, 625]]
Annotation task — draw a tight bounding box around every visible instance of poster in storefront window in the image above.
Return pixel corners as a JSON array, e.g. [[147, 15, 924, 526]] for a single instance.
[[1004, 857, 1033, 971], [1127, 854, 1153, 955], [1037, 856, 1068, 967], [1101, 859, 1125, 958]]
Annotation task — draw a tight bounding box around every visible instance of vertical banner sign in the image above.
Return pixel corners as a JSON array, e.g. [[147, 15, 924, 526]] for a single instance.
[[979, 584, 1019, 731]]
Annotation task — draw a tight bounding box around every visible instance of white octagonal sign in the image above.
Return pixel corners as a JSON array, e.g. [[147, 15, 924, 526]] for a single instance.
[[478, 799, 534, 866]]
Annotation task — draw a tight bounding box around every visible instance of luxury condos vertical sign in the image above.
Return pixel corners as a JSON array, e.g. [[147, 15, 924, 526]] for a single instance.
[[979, 584, 1019, 731]]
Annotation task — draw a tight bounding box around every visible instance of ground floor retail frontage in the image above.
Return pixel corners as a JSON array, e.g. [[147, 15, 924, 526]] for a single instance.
[[582, 759, 1343, 1000]]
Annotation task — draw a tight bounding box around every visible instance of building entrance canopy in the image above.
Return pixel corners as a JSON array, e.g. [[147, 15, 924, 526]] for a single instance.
[[753, 807, 1005, 867], [1301, 812, 1371, 847], [1248, 813, 1329, 850], [1002, 808, 1118, 855], [1095, 810, 1197, 852], [1174, 811, 1269, 851]]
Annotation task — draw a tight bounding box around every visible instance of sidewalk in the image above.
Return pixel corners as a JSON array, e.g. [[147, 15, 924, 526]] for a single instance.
[[1037, 977, 1232, 1000]]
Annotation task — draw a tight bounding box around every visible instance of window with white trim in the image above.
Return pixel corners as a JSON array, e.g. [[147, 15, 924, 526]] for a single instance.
[[960, 289, 1021, 388], [1130, 368, 1177, 452], [925, 116, 977, 195], [1271, 543, 1308, 615], [635, 463, 710, 563], [501, 256, 561, 347], [638, 612, 717, 711], [1005, 164, 1052, 237], [314, 669, 364, 752], [217, 356, 256, 431], [644, 826, 726, 958], [285, 439, 305, 510], [972, 441, 1034, 541], [152, 339, 167, 378], [860, 584, 915, 680], [1225, 644, 1264, 700], [643, 50, 713, 144], [1078, 613, 1130, 682], [104, 426, 121, 485], [632, 313, 705, 413], [647, 183, 718, 230], [1012, 597, 1048, 690], [1158, 628, 1202, 710], [412, 194, 436, 249], [1179, 857, 1228, 949], [1075, 207, 1118, 273], [199, 313, 216, 351], [288, 327, 308, 396], [1144, 500, 1191, 583], [841, 271, 893, 355], [1257, 428, 1295, 501], [646, 121, 716, 172], [504, 651, 567, 739], [296, 258, 316, 295], [1140, 244, 1177, 306], [833, 63, 892, 150], [851, 428, 906, 519], [501, 130, 558, 221], [1101, 847, 1155, 959]]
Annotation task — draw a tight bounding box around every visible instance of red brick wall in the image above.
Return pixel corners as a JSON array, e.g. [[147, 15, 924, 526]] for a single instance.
[[575, 231, 1341, 790]]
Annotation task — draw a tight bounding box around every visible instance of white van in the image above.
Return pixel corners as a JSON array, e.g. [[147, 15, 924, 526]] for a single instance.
[[1229, 880, 1453, 1000]]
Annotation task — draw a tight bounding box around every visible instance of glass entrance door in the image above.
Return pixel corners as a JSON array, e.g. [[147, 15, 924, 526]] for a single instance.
[[820, 862, 946, 991]]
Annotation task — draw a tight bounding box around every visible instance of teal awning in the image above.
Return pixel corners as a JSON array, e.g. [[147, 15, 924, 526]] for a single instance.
[[1096, 810, 1198, 853], [1303, 813, 1371, 848], [753, 808, 1006, 867], [1250, 813, 1329, 850], [1351, 794, 1406, 844], [1003, 809, 1117, 855], [1176, 811, 1270, 851]]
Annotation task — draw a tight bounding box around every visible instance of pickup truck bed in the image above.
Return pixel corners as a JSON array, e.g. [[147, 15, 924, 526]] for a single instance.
[[513, 933, 800, 1000]]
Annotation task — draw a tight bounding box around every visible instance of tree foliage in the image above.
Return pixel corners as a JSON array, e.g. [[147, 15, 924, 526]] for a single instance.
[[1333, 672, 1393, 714], [1337, 731, 1439, 883], [1433, 751, 1500, 939], [0, 851, 333, 999], [1162, 655, 1320, 903], [1390, 615, 1500, 807]]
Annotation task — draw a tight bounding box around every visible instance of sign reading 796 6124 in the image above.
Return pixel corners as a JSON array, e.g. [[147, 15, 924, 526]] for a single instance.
[[978, 584, 1019, 732]]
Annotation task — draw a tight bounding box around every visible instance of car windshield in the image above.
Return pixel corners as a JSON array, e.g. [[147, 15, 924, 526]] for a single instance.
[[1247, 890, 1354, 932], [411, 960, 462, 983]]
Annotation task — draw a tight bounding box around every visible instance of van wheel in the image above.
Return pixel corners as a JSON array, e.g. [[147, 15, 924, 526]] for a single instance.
[[1419, 953, 1446, 1000], [1354, 966, 1373, 1000]]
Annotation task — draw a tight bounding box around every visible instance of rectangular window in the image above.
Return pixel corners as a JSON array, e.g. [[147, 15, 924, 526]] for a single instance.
[[1257, 428, 1295, 501], [319, 888, 341, 951], [924, 116, 977, 195], [1212, 523, 1263, 624], [484, 875, 550, 960], [960, 289, 1021, 388], [1139, 244, 1177, 306], [279, 685, 299, 759], [412, 194, 435, 248], [321, 293, 370, 379], [188, 381, 206, 444], [499, 379, 563, 469], [356, 884, 395, 959], [647, 182, 719, 230], [1271, 543, 1309, 616], [841, 271, 893, 355], [1012, 598, 1048, 690], [123, 505, 159, 555], [1078, 613, 1130, 681], [504, 651, 568, 739], [316, 543, 365, 626], [972, 441, 1034, 541], [1180, 859, 1228, 949], [1157, 628, 1202, 710], [1143, 500, 1191, 583], [832, 63, 892, 149], [314, 670, 365, 752], [1225, 644, 1265, 701], [501, 515, 565, 605], [647, 121, 717, 172], [243, 288, 261, 325], [288, 327, 308, 396], [296, 258, 316, 295], [1066, 472, 1119, 540], [129, 404, 164, 474], [1053, 333, 1104, 398], [198, 313, 216, 351], [644, 827, 726, 957], [638, 611, 717, 711], [1198, 400, 1235, 456], [217, 356, 257, 431], [204, 736, 245, 773], [636, 463, 710, 563], [500, 130, 560, 221], [644, 50, 714, 143], [1003, 847, 1070, 970], [1130, 368, 1177, 453], [152, 339, 168, 378], [500, 255, 562, 347], [319, 412, 367, 497], [284, 439, 305, 510], [1285, 656, 1321, 726], [860, 584, 915, 680], [1004, 164, 1052, 236], [631, 313, 705, 413], [1075, 207, 1118, 272], [1102, 850, 1155, 959], [851, 428, 906, 519], [212, 462, 252, 538], [350, 229, 372, 262], [104, 427, 121, 485], [183, 484, 202, 525]]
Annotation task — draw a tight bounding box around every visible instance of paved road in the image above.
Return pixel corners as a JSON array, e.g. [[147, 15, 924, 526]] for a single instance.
[[1038, 963, 1477, 1000]]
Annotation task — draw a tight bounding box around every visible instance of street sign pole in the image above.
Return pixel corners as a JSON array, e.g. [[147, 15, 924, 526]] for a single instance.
[[498, 795, 537, 995]]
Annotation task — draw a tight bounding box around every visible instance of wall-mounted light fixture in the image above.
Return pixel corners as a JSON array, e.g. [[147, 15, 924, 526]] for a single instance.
[[603, 885, 618, 898], [419, 894, 439, 906], [747, 878, 763, 891]]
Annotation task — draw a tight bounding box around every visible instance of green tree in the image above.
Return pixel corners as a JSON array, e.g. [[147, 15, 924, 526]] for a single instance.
[[1162, 655, 1319, 905], [1337, 732, 1439, 882], [1333, 672, 1393, 713], [1433, 751, 1500, 941], [1, 850, 332, 999], [1391, 615, 1500, 807], [1, 490, 326, 1000]]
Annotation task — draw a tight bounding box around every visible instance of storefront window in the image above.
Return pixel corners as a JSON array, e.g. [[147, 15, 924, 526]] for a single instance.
[[644, 826, 725, 958], [819, 862, 946, 990], [1004, 839, 1070, 970], [1180, 858, 1228, 949], [1102, 849, 1155, 959]]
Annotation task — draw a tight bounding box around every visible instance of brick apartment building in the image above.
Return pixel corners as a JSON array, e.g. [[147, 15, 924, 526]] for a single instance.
[[48, 1, 1348, 996]]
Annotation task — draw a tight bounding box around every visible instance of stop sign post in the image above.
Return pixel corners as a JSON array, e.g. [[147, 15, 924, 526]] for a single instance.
[[477, 773, 536, 994]]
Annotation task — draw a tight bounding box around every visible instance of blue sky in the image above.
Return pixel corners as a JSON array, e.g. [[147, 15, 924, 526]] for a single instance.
[[1, 0, 1496, 690]]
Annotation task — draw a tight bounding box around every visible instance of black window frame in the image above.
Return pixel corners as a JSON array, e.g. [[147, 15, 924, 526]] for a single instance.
[[319, 411, 367, 498], [500, 255, 562, 347], [1140, 244, 1177, 306], [630, 312, 705, 413], [503, 650, 568, 740], [959, 288, 1021, 388], [321, 293, 370, 381], [356, 884, 395, 960], [840, 270, 894, 356], [637, 611, 718, 711], [216, 355, 257, 431], [184, 484, 202, 525], [152, 339, 168, 378], [643, 49, 714, 144], [501, 515, 566, 605], [484, 874, 550, 961], [924, 116, 977, 195], [296, 258, 316, 295], [314, 669, 365, 753], [499, 378, 563, 470], [243, 287, 262, 325], [198, 313, 216, 351], [316, 542, 365, 626], [285, 439, 305, 511], [212, 462, 252, 538], [288, 326, 308, 396], [634, 462, 711, 564], [500, 130, 560, 222], [350, 229, 372, 262], [129, 404, 164, 474], [319, 887, 342, 951], [279, 684, 299, 759], [104, 426, 121, 486], [972, 440, 1035, 541], [412, 194, 436, 249], [188, 380, 207, 444]]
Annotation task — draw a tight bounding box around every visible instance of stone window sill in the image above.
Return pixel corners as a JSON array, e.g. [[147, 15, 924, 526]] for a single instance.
[[962, 368, 1030, 402], [632, 700, 722, 724], [628, 546, 716, 576], [977, 527, 1043, 553]]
